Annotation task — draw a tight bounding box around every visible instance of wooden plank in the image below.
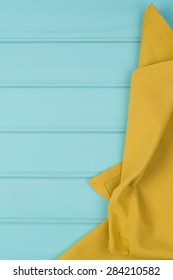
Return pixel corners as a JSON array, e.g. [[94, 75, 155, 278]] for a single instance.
[[0, 133, 125, 174], [0, 223, 99, 259], [0, 0, 172, 40], [0, 43, 139, 84], [0, 88, 129, 130], [0, 178, 108, 219]]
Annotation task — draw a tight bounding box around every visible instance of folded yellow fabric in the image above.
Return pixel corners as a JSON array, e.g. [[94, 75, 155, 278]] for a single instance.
[[58, 4, 173, 260]]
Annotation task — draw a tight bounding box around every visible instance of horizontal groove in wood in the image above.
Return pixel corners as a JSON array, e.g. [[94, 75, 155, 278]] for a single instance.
[[0, 81, 131, 88], [0, 172, 102, 179], [0, 36, 141, 43], [0, 217, 105, 224], [0, 126, 126, 133]]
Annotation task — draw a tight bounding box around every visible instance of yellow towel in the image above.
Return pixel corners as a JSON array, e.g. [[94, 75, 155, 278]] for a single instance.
[[58, 4, 173, 260]]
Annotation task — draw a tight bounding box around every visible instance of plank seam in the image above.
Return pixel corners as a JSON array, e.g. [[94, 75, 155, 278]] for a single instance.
[[0, 217, 106, 224], [0, 125, 126, 133], [0, 82, 131, 88], [0, 172, 111, 179], [0, 36, 141, 43]]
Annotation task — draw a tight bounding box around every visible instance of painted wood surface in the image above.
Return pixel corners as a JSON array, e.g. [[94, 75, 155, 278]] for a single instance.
[[0, 0, 172, 259]]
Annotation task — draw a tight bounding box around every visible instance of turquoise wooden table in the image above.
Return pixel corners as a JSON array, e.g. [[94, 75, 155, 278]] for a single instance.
[[0, 0, 172, 260]]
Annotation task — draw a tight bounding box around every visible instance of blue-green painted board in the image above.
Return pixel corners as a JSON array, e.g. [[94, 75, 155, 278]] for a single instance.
[[0, 134, 125, 172], [0, 0, 172, 260], [0, 179, 108, 219], [0, 223, 99, 260], [0, 0, 172, 38], [0, 88, 129, 128], [0, 43, 139, 83]]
